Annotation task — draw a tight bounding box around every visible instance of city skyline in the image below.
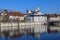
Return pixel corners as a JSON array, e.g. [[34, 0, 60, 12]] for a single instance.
[[0, 0, 60, 14]]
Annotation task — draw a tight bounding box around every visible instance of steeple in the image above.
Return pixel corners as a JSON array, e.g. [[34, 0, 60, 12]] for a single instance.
[[34, 6, 42, 15], [35, 6, 40, 12]]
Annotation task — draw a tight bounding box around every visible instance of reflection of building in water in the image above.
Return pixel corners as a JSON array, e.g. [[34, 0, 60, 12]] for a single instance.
[[0, 22, 47, 33]]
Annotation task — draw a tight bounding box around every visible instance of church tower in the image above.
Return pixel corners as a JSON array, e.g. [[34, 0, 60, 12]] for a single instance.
[[34, 6, 42, 15], [35, 6, 40, 12]]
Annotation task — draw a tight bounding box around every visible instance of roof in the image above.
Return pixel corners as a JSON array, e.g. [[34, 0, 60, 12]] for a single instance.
[[47, 14, 60, 17], [9, 11, 24, 16]]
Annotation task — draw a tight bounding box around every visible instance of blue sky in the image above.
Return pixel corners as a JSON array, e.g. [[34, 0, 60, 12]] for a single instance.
[[0, 0, 60, 14]]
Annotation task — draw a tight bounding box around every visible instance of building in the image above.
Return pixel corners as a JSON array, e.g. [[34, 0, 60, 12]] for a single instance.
[[0, 14, 3, 21], [48, 14, 60, 22], [0, 9, 9, 22], [25, 7, 47, 24], [47, 14, 60, 26], [9, 11, 24, 22], [0, 9, 26, 22]]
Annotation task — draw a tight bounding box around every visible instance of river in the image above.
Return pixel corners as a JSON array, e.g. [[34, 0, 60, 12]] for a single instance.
[[40, 32, 60, 40], [0, 32, 60, 40]]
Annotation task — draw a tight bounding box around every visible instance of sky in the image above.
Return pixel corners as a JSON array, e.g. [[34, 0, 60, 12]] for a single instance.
[[0, 0, 60, 14]]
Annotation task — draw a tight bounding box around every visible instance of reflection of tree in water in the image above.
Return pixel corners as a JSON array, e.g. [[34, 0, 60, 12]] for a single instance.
[[2, 29, 26, 40], [2, 30, 9, 40]]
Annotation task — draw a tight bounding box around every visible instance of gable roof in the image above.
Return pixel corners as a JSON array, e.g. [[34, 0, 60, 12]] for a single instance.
[[9, 11, 24, 16]]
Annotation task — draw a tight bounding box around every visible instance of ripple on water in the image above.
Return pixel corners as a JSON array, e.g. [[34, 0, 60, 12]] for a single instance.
[[0, 34, 38, 40], [40, 32, 60, 40]]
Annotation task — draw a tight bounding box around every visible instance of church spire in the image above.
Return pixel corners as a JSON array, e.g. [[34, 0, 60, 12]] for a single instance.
[[35, 6, 40, 12]]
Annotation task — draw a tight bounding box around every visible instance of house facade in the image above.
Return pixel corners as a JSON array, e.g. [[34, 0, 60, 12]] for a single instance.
[[48, 14, 60, 22], [47, 14, 60, 26], [0, 10, 25, 22], [9, 11, 24, 22], [0, 9, 9, 22]]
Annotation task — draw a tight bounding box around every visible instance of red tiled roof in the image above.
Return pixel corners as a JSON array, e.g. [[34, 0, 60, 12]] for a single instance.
[[9, 11, 24, 16], [47, 14, 60, 17]]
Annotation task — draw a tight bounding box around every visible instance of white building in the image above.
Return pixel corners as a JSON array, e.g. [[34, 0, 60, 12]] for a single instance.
[[9, 11, 24, 22], [25, 7, 47, 24]]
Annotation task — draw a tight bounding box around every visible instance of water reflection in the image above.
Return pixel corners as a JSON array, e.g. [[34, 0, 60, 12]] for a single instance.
[[40, 32, 60, 40], [0, 34, 38, 40], [1, 32, 60, 40], [1, 24, 60, 40]]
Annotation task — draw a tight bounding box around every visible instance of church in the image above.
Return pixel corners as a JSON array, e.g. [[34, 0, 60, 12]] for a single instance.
[[25, 6, 47, 24]]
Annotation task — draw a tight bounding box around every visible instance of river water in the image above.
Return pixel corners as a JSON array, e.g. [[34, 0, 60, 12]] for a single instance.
[[40, 32, 60, 40], [0, 24, 60, 40], [0, 32, 60, 40]]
